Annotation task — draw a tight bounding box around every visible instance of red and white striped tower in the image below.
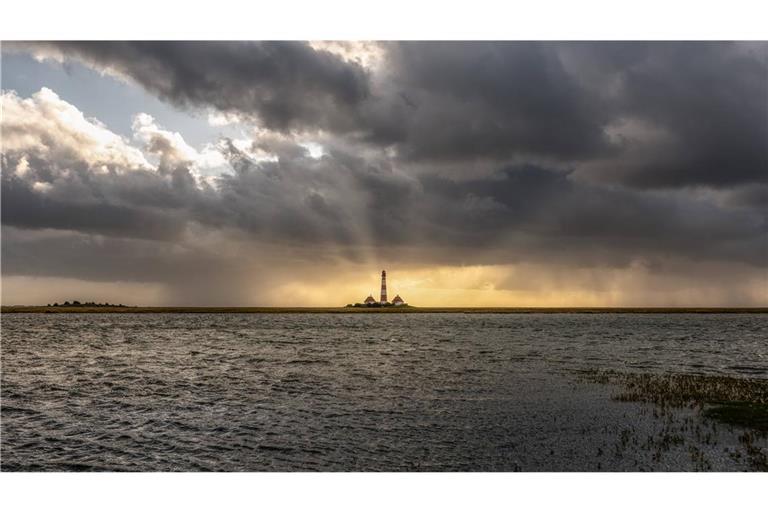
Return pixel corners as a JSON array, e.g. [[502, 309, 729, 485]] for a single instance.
[[380, 270, 388, 304]]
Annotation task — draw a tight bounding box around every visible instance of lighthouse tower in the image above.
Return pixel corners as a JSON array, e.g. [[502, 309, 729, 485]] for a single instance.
[[380, 270, 388, 304]]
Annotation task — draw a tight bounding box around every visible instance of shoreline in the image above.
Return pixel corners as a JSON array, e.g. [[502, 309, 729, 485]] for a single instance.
[[2, 306, 767, 314]]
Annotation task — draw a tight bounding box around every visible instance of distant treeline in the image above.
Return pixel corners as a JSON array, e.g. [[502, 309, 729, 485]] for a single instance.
[[47, 301, 129, 307]]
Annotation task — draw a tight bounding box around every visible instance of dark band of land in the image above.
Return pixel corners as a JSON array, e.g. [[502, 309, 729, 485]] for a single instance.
[[2, 306, 767, 314]]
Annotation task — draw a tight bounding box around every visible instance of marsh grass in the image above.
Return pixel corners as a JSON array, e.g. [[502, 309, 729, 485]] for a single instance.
[[578, 370, 768, 470]]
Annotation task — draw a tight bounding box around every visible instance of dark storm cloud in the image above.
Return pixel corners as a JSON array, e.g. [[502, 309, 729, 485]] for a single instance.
[[2, 79, 763, 262], [370, 42, 613, 162], [8, 41, 371, 133], [374, 41, 767, 189], [0, 171, 186, 240], [199, 139, 420, 248], [416, 166, 766, 267], [563, 42, 768, 188], [4, 128, 763, 276], [10, 41, 767, 190]]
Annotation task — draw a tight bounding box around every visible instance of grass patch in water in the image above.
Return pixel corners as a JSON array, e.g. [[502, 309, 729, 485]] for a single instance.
[[579, 370, 768, 412], [578, 370, 768, 470], [703, 402, 768, 432]]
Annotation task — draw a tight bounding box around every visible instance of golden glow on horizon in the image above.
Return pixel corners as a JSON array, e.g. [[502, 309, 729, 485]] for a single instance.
[[261, 262, 768, 308], [3, 261, 766, 308]]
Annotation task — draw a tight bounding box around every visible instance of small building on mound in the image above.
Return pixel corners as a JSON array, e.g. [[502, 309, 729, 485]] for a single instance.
[[392, 295, 406, 306], [363, 295, 377, 305]]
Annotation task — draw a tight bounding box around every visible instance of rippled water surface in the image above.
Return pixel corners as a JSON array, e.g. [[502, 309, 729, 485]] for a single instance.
[[2, 313, 766, 471]]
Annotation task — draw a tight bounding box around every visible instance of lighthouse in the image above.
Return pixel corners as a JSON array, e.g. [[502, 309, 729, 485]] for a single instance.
[[352, 269, 406, 307], [380, 270, 388, 304]]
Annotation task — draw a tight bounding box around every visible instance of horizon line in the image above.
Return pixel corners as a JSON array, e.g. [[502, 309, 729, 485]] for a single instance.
[[3, 305, 767, 314]]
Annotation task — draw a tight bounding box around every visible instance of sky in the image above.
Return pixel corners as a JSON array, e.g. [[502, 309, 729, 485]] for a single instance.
[[1, 41, 766, 307]]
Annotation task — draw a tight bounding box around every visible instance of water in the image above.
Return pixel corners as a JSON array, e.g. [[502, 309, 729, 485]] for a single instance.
[[2, 313, 766, 471]]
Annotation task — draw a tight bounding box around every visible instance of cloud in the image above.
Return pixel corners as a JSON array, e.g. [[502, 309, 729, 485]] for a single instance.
[[415, 166, 766, 269], [3, 88, 764, 271], [566, 42, 768, 188], [308, 41, 387, 70], [9, 41, 766, 192], [370, 42, 613, 163], [131, 112, 228, 178], [8, 41, 371, 134], [2, 87, 150, 171], [2, 40, 767, 306], [1, 88, 198, 239]]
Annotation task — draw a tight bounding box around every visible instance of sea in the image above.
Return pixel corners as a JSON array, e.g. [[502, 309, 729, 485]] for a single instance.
[[1, 313, 766, 471]]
